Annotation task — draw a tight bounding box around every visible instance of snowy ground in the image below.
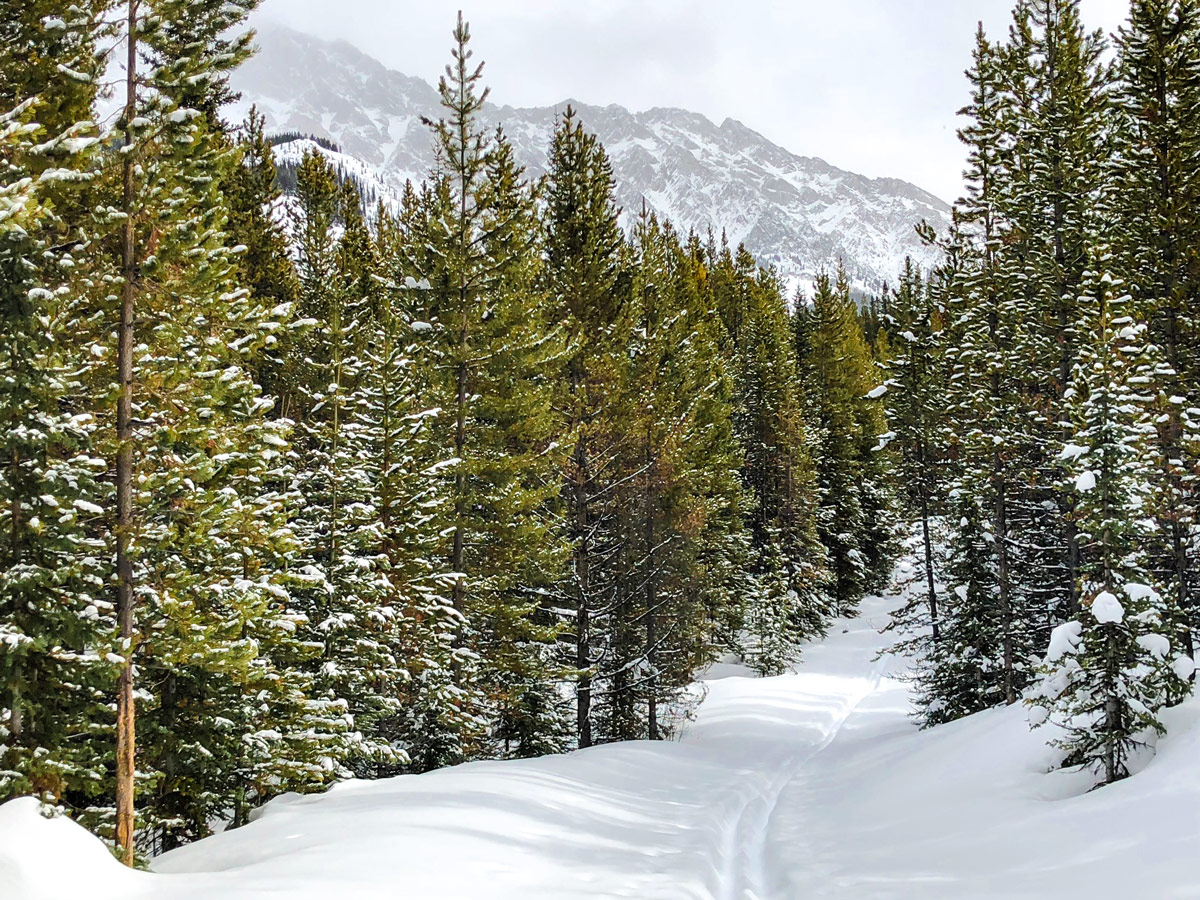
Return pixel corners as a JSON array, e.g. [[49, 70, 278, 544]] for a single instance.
[[3, 593, 1199, 900]]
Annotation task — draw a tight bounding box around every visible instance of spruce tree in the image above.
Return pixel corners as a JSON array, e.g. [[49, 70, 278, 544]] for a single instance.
[[0, 1, 113, 818], [734, 263, 828, 671], [541, 107, 629, 748], [1113, 0, 1200, 669], [1030, 259, 1189, 784]]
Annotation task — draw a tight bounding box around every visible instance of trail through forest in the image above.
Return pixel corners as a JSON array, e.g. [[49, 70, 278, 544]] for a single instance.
[[3, 589, 1198, 900]]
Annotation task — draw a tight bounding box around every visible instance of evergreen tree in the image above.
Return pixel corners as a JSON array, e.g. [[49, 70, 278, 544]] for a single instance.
[[1113, 0, 1200, 669], [287, 153, 408, 775], [1004, 0, 1113, 623], [1030, 259, 1189, 785], [802, 268, 892, 614], [605, 209, 749, 734], [102, 0, 336, 857], [373, 189, 484, 772], [0, 1, 113, 819], [541, 107, 629, 748], [224, 107, 302, 418], [463, 134, 568, 758], [416, 16, 568, 756], [882, 260, 945, 639], [735, 263, 828, 668]]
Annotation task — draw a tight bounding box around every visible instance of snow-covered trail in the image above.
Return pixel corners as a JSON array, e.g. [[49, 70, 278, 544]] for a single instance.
[[1, 597, 900, 900], [4, 591, 1200, 900], [147, 595, 901, 900]]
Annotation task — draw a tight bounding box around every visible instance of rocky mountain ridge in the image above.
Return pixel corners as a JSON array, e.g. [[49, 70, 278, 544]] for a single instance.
[[230, 24, 952, 292]]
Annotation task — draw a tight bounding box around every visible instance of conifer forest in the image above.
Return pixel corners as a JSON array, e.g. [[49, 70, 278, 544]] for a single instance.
[[1, 1, 1199, 895]]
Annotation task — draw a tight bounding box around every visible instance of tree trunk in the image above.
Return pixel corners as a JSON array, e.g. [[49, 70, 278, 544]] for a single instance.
[[995, 459, 1015, 705], [573, 429, 592, 748], [920, 490, 939, 642], [452, 348, 467, 613], [645, 440, 658, 741], [115, 0, 140, 866]]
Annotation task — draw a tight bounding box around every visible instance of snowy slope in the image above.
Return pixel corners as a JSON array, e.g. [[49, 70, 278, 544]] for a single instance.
[[227, 25, 952, 294], [4, 586, 1199, 899]]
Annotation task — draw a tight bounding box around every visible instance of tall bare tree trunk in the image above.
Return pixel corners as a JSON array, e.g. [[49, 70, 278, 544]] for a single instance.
[[115, 0, 140, 866]]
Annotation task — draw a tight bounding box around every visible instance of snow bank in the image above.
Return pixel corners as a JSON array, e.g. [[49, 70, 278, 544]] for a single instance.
[[0, 798, 143, 900]]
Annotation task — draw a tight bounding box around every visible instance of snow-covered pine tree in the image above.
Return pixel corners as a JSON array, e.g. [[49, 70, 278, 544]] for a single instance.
[[223, 107, 302, 419], [287, 153, 411, 775], [882, 258, 945, 641], [801, 268, 893, 615], [664, 235, 756, 703], [0, 0, 113, 819], [1002, 0, 1113, 626], [723, 254, 828, 673], [370, 185, 489, 772], [541, 107, 630, 748], [916, 21, 1060, 725], [1113, 0, 1200, 672], [102, 0, 336, 857], [605, 209, 750, 734], [1029, 258, 1190, 785], [461, 133, 569, 759]]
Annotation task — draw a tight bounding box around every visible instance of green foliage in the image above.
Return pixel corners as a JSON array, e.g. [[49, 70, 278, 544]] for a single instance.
[[800, 268, 894, 613], [905, 1, 1199, 783], [0, 18, 113, 815], [0, 7, 923, 852]]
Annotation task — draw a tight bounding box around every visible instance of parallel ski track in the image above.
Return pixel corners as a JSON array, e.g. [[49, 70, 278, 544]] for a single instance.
[[717, 651, 891, 900]]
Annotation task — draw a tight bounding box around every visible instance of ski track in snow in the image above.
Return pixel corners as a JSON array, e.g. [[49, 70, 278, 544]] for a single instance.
[[5, 591, 1200, 900], [719, 646, 890, 900]]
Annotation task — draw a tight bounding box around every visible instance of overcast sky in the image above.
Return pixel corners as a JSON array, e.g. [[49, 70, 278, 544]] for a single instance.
[[252, 0, 1130, 203]]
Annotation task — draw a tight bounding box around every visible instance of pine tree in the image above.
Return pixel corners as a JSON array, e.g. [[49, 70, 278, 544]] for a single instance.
[[102, 0, 334, 857], [605, 209, 749, 734], [802, 268, 892, 614], [1030, 259, 1189, 785], [0, 1, 114, 818], [1004, 0, 1113, 624], [224, 107, 301, 419], [541, 107, 629, 748], [917, 22, 1047, 724], [883, 259, 946, 640], [462, 133, 568, 758], [373, 190, 483, 772], [1113, 0, 1200, 671], [287, 153, 408, 775], [733, 261, 828, 669], [416, 17, 568, 756]]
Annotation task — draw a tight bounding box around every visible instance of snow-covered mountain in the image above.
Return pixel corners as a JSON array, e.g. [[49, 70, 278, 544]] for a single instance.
[[230, 25, 952, 293]]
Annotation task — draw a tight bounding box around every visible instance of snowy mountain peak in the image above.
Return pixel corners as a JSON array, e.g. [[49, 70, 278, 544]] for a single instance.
[[231, 24, 951, 292]]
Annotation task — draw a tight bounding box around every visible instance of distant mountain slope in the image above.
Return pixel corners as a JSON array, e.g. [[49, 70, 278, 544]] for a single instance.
[[230, 24, 951, 292]]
